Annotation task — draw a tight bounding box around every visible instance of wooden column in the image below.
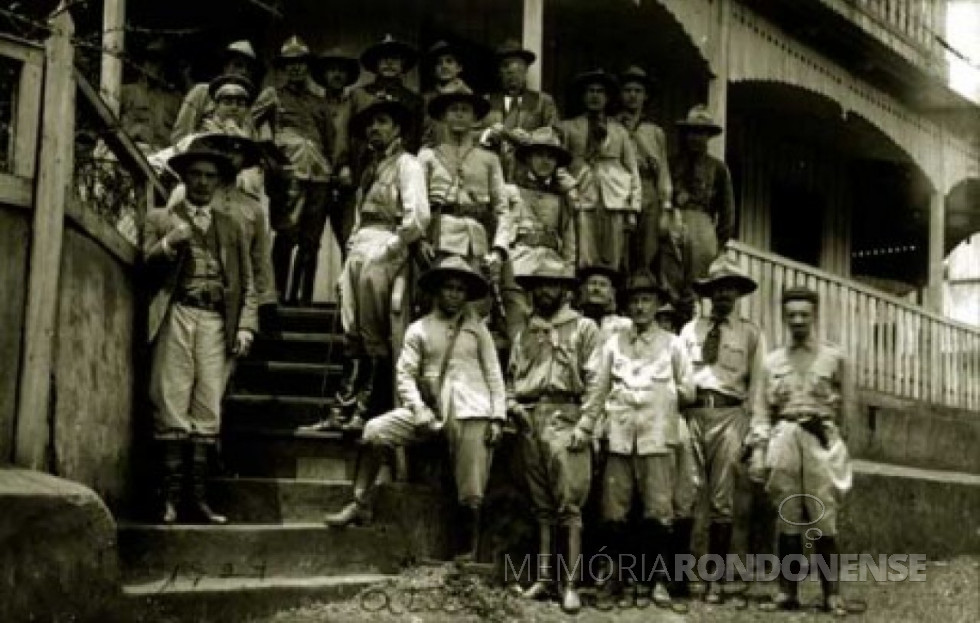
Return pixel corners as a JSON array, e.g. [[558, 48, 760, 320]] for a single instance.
[[706, 0, 731, 159], [927, 188, 946, 313], [14, 7, 75, 471], [100, 0, 125, 115], [522, 0, 544, 91]]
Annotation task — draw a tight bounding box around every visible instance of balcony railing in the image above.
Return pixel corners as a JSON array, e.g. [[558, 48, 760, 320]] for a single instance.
[[850, 0, 940, 54], [730, 241, 980, 412]]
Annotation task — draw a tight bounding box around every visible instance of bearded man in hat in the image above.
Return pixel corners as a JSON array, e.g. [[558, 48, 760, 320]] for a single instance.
[[143, 141, 258, 525], [496, 128, 577, 340], [508, 252, 603, 614], [752, 287, 854, 617], [671, 104, 735, 281], [172, 40, 276, 144], [482, 40, 559, 181], [324, 256, 506, 562], [335, 97, 430, 432], [617, 66, 678, 274], [421, 40, 473, 147], [594, 271, 695, 612], [677, 255, 766, 606], [267, 36, 337, 307], [559, 69, 641, 274], [350, 34, 423, 155]]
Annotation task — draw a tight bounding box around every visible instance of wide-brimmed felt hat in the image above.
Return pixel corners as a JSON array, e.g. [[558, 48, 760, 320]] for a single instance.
[[692, 256, 757, 297], [571, 68, 619, 98], [515, 252, 578, 290], [418, 255, 489, 300], [208, 73, 256, 102], [221, 40, 258, 64], [426, 40, 464, 62], [619, 65, 656, 91], [623, 271, 667, 297], [168, 142, 237, 181], [351, 96, 412, 137], [514, 127, 572, 168], [495, 39, 535, 66], [360, 34, 418, 73], [427, 90, 490, 120], [578, 264, 622, 287], [275, 35, 313, 66], [676, 104, 723, 136], [313, 47, 360, 86], [187, 132, 264, 170]]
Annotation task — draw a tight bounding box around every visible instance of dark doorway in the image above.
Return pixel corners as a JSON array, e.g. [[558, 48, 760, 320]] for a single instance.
[[770, 183, 824, 267]]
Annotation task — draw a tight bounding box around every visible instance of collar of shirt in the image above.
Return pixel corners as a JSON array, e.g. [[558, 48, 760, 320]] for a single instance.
[[436, 79, 469, 94], [629, 322, 662, 345], [524, 171, 555, 189], [185, 201, 212, 217], [372, 138, 404, 163], [788, 336, 817, 352], [528, 305, 581, 332]]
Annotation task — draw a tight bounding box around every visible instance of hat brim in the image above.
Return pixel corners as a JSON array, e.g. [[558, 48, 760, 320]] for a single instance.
[[427, 93, 490, 120], [418, 266, 489, 300], [619, 73, 655, 91], [578, 265, 621, 286], [361, 42, 419, 73], [515, 274, 578, 290], [193, 134, 264, 169], [496, 49, 536, 66], [572, 72, 619, 97], [676, 121, 723, 136], [274, 53, 313, 67], [313, 56, 360, 86], [168, 150, 237, 181], [692, 274, 757, 297], [208, 76, 256, 102], [352, 99, 412, 137], [515, 142, 572, 168]]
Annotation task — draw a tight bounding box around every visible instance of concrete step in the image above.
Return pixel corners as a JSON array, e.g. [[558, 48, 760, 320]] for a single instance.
[[118, 522, 406, 581], [251, 331, 345, 364], [232, 360, 343, 397], [272, 305, 340, 334], [209, 477, 351, 524], [223, 394, 338, 430], [220, 428, 358, 480], [123, 573, 391, 623]]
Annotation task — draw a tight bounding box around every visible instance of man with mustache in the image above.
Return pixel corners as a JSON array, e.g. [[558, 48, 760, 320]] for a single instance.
[[677, 255, 766, 607]]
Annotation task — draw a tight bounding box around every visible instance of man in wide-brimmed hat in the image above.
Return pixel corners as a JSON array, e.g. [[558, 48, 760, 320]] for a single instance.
[[333, 96, 430, 432], [172, 40, 276, 144], [508, 252, 603, 614], [144, 141, 258, 526], [616, 66, 676, 274], [325, 255, 505, 563], [593, 271, 695, 611], [577, 264, 630, 340], [559, 68, 641, 274], [421, 40, 473, 147], [671, 104, 734, 282], [482, 39, 559, 181], [350, 34, 423, 155], [496, 127, 577, 340], [677, 254, 766, 606]]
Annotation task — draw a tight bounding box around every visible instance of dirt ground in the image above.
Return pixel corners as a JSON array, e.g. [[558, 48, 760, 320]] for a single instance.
[[257, 557, 980, 623]]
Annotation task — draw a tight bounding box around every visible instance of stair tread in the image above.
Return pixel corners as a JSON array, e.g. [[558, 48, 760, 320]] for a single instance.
[[118, 521, 365, 532], [238, 361, 342, 372], [223, 426, 348, 441], [212, 477, 352, 486], [225, 394, 337, 405], [123, 572, 392, 596]]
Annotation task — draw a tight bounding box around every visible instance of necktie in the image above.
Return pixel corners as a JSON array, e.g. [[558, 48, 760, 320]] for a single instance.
[[702, 319, 722, 364], [190, 206, 211, 232]]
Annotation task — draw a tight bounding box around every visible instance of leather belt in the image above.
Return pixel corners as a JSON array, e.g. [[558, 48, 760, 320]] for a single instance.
[[433, 203, 487, 219], [515, 231, 560, 250], [359, 213, 396, 229], [518, 392, 581, 406], [691, 389, 742, 409], [176, 291, 224, 313]]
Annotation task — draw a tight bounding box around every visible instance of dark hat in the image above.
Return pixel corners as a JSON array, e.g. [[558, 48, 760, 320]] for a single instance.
[[168, 142, 237, 181], [619, 65, 656, 91], [187, 132, 263, 170], [623, 271, 667, 297], [360, 34, 418, 73], [208, 73, 256, 102], [578, 264, 622, 287], [221, 40, 258, 64], [676, 104, 723, 136], [692, 256, 758, 297], [515, 252, 578, 290], [418, 255, 490, 300], [514, 127, 572, 168], [426, 40, 463, 62], [571, 68, 619, 97], [314, 47, 360, 87], [351, 96, 412, 137], [275, 35, 313, 66], [781, 286, 819, 306], [495, 39, 536, 66], [427, 90, 490, 120]]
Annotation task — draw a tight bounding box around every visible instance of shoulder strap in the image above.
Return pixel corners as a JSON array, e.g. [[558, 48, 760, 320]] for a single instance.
[[437, 312, 467, 389]]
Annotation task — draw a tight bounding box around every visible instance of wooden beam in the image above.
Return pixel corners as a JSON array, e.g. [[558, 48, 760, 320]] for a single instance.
[[707, 0, 731, 160], [522, 0, 544, 91], [14, 8, 75, 471], [99, 0, 125, 115], [926, 188, 945, 313]]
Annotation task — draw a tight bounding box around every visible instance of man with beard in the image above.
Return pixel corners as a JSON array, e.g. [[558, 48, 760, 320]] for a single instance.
[[753, 287, 853, 617], [509, 253, 603, 614], [559, 69, 641, 274], [678, 256, 766, 607], [334, 98, 429, 432], [324, 256, 505, 564], [421, 40, 473, 147], [350, 35, 423, 155], [482, 40, 559, 181]]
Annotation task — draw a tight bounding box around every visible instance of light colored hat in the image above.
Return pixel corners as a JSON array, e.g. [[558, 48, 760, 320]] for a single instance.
[[276, 35, 312, 65], [692, 256, 757, 296], [208, 74, 255, 102], [418, 255, 490, 300], [514, 127, 572, 167], [515, 251, 578, 289], [676, 104, 723, 136], [223, 40, 257, 62]]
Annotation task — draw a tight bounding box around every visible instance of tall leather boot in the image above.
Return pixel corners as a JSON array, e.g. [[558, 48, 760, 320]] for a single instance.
[[522, 522, 555, 600], [561, 524, 584, 613], [324, 445, 382, 527], [297, 246, 320, 307], [335, 355, 364, 407], [272, 234, 296, 305], [817, 536, 847, 617], [594, 522, 621, 608], [704, 522, 728, 604], [670, 516, 695, 598], [189, 441, 227, 525], [455, 504, 481, 563], [342, 357, 383, 432], [646, 519, 674, 609], [159, 440, 183, 524], [760, 533, 802, 611]]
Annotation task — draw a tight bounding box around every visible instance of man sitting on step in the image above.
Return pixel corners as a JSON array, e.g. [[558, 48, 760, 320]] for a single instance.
[[324, 256, 506, 562]]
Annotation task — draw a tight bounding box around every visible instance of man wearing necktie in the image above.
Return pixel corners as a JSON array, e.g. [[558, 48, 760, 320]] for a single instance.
[[677, 255, 766, 606], [143, 142, 258, 525], [508, 253, 603, 614]]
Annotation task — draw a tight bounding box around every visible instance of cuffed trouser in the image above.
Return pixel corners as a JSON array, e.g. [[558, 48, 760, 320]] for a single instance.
[[601, 453, 675, 523], [339, 227, 407, 358], [687, 405, 747, 522], [673, 416, 700, 519], [362, 407, 495, 505], [765, 420, 852, 536], [519, 402, 592, 527], [150, 304, 231, 440]]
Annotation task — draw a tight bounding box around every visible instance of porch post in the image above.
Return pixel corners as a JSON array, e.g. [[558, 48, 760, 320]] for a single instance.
[[706, 0, 731, 159], [100, 0, 126, 115], [927, 188, 946, 313], [522, 0, 544, 90], [14, 6, 75, 470]]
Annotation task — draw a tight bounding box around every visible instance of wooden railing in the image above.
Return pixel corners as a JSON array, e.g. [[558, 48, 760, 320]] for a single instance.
[[845, 0, 942, 58], [730, 241, 980, 412]]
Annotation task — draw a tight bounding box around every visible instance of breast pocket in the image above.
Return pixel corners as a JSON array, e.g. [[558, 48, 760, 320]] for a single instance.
[[768, 365, 795, 404], [719, 341, 747, 373]]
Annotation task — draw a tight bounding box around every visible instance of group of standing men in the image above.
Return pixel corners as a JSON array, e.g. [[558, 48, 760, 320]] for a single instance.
[[135, 31, 853, 618]]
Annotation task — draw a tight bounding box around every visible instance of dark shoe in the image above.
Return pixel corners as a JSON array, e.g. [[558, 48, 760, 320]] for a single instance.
[[651, 581, 672, 608], [759, 591, 800, 612], [670, 516, 695, 598], [454, 505, 481, 563], [817, 536, 847, 616], [523, 522, 555, 600], [341, 413, 365, 432], [159, 441, 183, 524], [189, 441, 227, 525], [324, 500, 371, 527], [826, 594, 848, 617], [760, 532, 802, 611]]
